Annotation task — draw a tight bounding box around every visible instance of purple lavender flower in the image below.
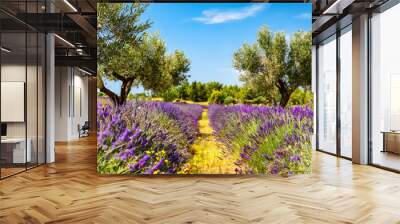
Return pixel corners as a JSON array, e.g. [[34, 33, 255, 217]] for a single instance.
[[98, 99, 312, 175], [274, 149, 286, 159], [290, 155, 301, 162], [127, 154, 150, 172], [138, 155, 150, 168], [145, 158, 165, 174], [118, 152, 129, 161], [240, 153, 251, 160], [271, 164, 279, 175], [118, 128, 132, 142], [207, 104, 312, 175], [97, 100, 204, 174]]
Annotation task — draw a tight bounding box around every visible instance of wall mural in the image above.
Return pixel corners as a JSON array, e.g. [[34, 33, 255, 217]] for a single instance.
[[97, 2, 313, 175]]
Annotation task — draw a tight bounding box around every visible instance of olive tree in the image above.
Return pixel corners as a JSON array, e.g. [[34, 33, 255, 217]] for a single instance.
[[233, 26, 311, 107], [97, 3, 190, 105]]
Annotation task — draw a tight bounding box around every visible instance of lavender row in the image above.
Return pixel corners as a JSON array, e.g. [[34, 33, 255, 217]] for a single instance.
[[208, 104, 313, 176], [97, 101, 203, 174]]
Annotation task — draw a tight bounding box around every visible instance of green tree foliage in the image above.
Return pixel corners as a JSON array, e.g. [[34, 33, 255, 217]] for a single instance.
[[160, 81, 269, 104], [205, 81, 223, 99], [97, 3, 190, 105], [162, 81, 224, 102], [127, 92, 135, 100], [233, 26, 311, 107], [158, 80, 314, 106], [161, 88, 179, 102], [188, 81, 208, 102], [188, 82, 199, 101], [287, 88, 313, 106], [221, 85, 240, 99], [223, 96, 236, 105], [176, 81, 190, 99], [127, 92, 149, 101], [208, 90, 226, 104], [237, 87, 257, 103], [252, 96, 267, 104]]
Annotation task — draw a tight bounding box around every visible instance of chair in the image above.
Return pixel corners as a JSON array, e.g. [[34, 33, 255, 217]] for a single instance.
[[78, 121, 90, 138]]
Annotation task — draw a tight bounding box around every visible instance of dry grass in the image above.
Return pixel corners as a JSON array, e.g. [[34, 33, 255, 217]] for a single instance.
[[183, 109, 238, 174], [177, 100, 209, 106]]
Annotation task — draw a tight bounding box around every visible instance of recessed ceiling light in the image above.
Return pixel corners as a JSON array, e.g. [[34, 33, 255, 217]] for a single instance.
[[322, 0, 355, 15], [78, 67, 93, 76], [1, 47, 11, 53], [63, 0, 78, 12], [54, 34, 75, 48]]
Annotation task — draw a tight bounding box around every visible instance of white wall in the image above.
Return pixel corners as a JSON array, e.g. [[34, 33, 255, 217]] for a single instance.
[[71, 72, 89, 138], [55, 66, 69, 141], [1, 64, 28, 138], [1, 62, 46, 164], [1, 82, 25, 122], [1, 64, 25, 81], [54, 66, 89, 141]]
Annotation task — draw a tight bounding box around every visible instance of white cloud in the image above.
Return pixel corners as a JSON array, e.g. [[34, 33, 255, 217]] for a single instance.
[[193, 5, 265, 25], [294, 12, 311, 20]]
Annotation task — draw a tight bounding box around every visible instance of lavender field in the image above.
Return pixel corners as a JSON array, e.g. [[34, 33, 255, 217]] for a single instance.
[[97, 101, 313, 175], [97, 3, 312, 175]]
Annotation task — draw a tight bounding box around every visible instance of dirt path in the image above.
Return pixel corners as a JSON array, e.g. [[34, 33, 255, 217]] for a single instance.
[[184, 109, 237, 174]]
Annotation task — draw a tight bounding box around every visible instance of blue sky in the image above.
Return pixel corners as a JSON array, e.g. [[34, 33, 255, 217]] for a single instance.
[[104, 3, 311, 94]]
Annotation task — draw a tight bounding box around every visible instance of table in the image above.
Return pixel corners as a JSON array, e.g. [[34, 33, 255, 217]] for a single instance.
[[1, 138, 31, 164], [381, 131, 400, 154]]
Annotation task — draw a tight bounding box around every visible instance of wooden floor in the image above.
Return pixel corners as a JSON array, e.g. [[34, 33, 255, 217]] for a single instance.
[[1, 167, 26, 178], [373, 151, 400, 171], [1, 136, 400, 223]]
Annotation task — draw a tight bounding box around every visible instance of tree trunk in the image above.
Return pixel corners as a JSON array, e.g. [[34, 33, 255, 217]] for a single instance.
[[118, 78, 134, 105], [97, 75, 134, 106], [98, 76, 119, 104], [279, 91, 291, 108], [276, 79, 294, 108]]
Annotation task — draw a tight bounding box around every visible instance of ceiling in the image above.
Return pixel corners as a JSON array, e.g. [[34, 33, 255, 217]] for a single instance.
[[0, 0, 97, 75], [312, 0, 390, 43]]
